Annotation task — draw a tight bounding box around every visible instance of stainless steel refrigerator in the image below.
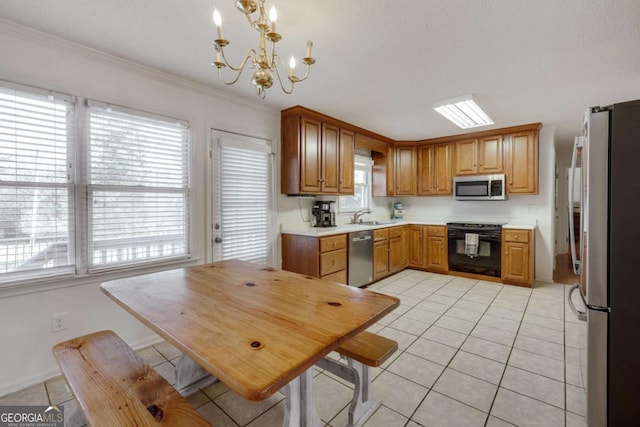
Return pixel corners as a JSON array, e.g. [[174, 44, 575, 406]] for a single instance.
[[568, 99, 640, 426]]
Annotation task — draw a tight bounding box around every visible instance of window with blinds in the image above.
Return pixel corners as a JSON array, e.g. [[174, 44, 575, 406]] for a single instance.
[[87, 102, 190, 271], [219, 142, 272, 265], [0, 83, 75, 284]]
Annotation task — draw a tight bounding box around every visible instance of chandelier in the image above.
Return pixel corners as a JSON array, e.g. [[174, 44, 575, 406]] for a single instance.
[[212, 0, 316, 98]]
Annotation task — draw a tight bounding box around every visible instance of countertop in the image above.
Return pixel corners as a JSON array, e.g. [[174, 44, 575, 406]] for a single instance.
[[281, 219, 536, 237]]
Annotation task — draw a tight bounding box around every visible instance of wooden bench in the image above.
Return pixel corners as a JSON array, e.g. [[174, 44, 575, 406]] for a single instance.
[[52, 330, 211, 426], [317, 331, 398, 427]]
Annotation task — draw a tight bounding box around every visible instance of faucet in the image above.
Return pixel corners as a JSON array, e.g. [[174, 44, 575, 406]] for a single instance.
[[351, 208, 372, 224]]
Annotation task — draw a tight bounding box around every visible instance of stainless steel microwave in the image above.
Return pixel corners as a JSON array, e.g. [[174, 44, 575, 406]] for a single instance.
[[453, 174, 507, 201]]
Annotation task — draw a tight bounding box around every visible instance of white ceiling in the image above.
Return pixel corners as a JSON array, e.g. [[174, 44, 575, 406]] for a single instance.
[[1, 0, 639, 146]]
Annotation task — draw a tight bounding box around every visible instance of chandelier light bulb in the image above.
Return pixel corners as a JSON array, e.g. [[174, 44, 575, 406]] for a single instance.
[[269, 6, 277, 23], [306, 40, 313, 58], [213, 9, 223, 39], [289, 56, 296, 76]]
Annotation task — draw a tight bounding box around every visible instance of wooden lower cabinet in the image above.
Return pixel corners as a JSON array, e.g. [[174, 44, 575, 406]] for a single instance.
[[425, 226, 447, 272], [373, 228, 390, 280], [373, 240, 390, 280], [281, 233, 347, 284], [388, 226, 406, 274], [501, 229, 534, 286], [408, 225, 447, 272], [408, 225, 425, 268]]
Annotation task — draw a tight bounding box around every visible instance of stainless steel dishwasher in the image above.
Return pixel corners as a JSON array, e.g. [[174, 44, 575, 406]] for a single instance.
[[348, 230, 373, 287]]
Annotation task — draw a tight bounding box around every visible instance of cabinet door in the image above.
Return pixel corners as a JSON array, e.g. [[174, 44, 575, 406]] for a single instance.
[[426, 236, 447, 271], [434, 143, 452, 195], [506, 131, 538, 194], [299, 117, 322, 192], [401, 226, 410, 268], [454, 139, 478, 175], [478, 135, 503, 174], [395, 145, 417, 195], [373, 239, 390, 279], [388, 236, 403, 274], [408, 226, 424, 267], [502, 241, 530, 284], [417, 145, 435, 195], [321, 123, 339, 193], [338, 129, 355, 194]]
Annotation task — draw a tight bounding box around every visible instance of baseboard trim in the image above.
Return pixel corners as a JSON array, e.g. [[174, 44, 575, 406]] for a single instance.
[[0, 334, 163, 398]]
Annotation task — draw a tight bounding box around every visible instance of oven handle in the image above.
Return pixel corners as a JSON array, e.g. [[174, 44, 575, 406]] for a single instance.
[[447, 232, 501, 241]]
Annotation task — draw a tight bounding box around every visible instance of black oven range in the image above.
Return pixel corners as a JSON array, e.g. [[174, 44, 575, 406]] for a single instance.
[[447, 222, 504, 278]]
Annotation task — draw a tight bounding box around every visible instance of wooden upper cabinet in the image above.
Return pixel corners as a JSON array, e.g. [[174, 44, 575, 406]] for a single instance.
[[299, 117, 322, 193], [454, 139, 478, 175], [417, 145, 435, 195], [505, 130, 538, 194], [395, 144, 417, 196], [455, 137, 503, 176], [280, 108, 357, 195], [321, 123, 339, 193], [339, 129, 355, 194], [418, 143, 452, 196], [478, 135, 503, 174]]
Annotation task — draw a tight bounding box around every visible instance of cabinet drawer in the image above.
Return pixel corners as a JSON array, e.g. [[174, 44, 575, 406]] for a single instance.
[[504, 229, 530, 243], [319, 234, 346, 253], [388, 226, 403, 239], [321, 269, 347, 284], [427, 226, 446, 237], [320, 249, 347, 276], [373, 228, 389, 241]]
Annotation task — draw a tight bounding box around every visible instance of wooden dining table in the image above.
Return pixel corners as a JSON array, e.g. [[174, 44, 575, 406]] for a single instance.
[[100, 259, 399, 426]]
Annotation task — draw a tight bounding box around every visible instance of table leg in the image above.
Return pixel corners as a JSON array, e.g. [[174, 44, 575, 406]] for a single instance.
[[175, 354, 219, 396], [282, 369, 322, 427]]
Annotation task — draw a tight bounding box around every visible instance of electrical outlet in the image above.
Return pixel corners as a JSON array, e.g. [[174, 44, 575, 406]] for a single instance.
[[51, 312, 67, 332]]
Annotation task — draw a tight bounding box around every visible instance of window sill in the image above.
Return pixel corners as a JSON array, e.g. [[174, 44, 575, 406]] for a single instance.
[[0, 257, 201, 299]]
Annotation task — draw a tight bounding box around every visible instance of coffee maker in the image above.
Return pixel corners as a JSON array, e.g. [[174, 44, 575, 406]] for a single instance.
[[311, 201, 336, 227]]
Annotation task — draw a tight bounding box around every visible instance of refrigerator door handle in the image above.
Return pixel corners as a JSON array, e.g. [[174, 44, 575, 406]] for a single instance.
[[567, 283, 587, 321], [568, 136, 584, 275]]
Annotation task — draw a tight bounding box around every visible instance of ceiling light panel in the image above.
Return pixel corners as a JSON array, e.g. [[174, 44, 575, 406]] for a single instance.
[[434, 95, 494, 129]]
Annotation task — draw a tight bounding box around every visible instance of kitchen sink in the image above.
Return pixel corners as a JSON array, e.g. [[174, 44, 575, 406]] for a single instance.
[[354, 220, 395, 226]]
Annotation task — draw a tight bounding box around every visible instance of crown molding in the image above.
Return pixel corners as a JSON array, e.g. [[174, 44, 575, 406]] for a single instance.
[[0, 18, 277, 114]]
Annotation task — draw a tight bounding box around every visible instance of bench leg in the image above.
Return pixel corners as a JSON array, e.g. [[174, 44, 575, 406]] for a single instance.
[[282, 369, 322, 427], [315, 357, 381, 427], [346, 359, 381, 427], [175, 354, 219, 396]]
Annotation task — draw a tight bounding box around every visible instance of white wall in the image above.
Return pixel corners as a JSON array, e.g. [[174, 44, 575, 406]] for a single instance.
[[0, 21, 280, 395]]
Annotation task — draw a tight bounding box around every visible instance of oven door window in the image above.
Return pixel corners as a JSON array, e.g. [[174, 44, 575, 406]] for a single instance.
[[456, 180, 489, 197]]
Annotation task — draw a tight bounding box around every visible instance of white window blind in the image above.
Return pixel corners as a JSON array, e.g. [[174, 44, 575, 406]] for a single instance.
[[87, 102, 190, 271], [219, 141, 272, 265], [0, 83, 75, 284]]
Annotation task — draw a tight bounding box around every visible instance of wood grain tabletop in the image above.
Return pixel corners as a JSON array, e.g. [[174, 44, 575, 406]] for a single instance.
[[101, 260, 399, 401]]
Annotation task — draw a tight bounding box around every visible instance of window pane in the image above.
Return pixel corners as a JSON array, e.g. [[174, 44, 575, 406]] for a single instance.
[[89, 191, 187, 266], [0, 84, 74, 283], [88, 105, 190, 270]]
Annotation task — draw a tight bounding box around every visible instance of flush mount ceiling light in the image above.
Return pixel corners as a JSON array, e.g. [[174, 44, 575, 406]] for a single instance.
[[434, 94, 494, 129], [211, 0, 316, 99]]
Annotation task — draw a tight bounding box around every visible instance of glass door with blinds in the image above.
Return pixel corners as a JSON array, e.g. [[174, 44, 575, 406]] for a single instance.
[[209, 130, 275, 266]]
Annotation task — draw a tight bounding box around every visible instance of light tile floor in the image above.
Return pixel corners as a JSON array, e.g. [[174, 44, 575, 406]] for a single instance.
[[0, 270, 588, 427]]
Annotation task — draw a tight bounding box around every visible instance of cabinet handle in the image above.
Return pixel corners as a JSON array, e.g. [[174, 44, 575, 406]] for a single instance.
[[505, 251, 509, 255]]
